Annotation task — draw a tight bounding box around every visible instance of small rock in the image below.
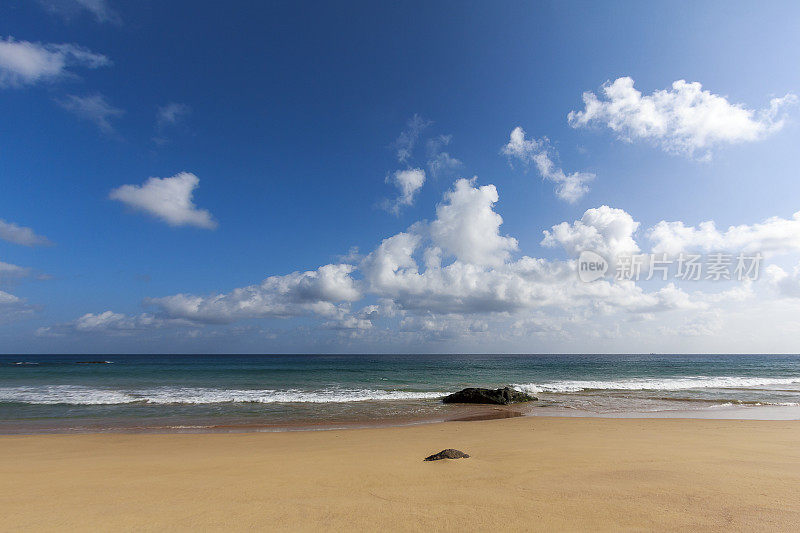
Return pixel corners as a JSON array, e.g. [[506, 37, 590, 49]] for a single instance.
[[424, 449, 470, 461]]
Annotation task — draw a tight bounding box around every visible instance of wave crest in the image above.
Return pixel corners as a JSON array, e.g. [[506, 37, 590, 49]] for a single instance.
[[513, 376, 800, 393], [0, 385, 446, 406]]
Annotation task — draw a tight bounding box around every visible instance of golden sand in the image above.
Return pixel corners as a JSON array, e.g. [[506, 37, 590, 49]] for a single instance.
[[2, 417, 800, 531]]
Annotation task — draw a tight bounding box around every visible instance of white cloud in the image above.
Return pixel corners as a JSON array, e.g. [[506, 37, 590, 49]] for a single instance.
[[52, 177, 799, 349], [58, 93, 123, 133], [36, 311, 189, 336], [0, 289, 34, 323], [765, 264, 800, 298], [696, 281, 755, 304], [568, 77, 797, 159], [360, 243, 699, 319], [72, 311, 164, 332], [541, 205, 640, 260], [384, 119, 461, 212], [0, 290, 20, 305], [156, 102, 191, 129], [153, 103, 191, 144], [657, 311, 723, 337], [361, 231, 422, 292], [502, 126, 594, 202], [0, 219, 51, 246], [429, 177, 518, 267], [36, 0, 120, 24], [426, 135, 462, 178], [75, 311, 134, 331], [147, 264, 361, 323], [336, 246, 362, 264], [394, 114, 430, 163], [322, 315, 374, 332], [386, 168, 426, 213], [134, 180, 696, 330], [0, 261, 31, 280], [649, 211, 800, 256], [362, 250, 573, 315], [0, 37, 110, 88], [73, 0, 118, 22], [360, 182, 696, 318], [109, 172, 217, 229], [399, 315, 489, 340]]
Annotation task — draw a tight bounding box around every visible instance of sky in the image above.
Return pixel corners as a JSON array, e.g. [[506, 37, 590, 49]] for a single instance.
[[2, 0, 800, 353]]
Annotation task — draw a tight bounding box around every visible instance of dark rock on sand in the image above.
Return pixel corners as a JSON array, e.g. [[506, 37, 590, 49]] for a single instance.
[[442, 386, 536, 405], [424, 449, 470, 461]]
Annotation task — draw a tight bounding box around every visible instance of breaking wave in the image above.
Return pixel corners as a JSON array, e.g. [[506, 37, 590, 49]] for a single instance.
[[513, 376, 800, 394], [0, 385, 447, 405]]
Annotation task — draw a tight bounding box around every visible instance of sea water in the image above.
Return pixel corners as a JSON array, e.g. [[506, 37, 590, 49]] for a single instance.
[[2, 353, 799, 433]]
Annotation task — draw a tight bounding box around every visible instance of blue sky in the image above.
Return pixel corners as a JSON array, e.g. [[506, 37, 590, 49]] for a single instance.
[[2, 0, 800, 353]]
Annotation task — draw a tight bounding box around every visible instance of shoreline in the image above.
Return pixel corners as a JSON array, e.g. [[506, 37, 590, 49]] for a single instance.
[[2, 416, 799, 531], [3, 401, 800, 436], [0, 403, 527, 435]]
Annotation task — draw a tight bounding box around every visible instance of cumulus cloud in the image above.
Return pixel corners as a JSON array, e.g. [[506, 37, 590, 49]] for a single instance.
[[502, 126, 594, 202], [568, 77, 797, 159], [51, 177, 781, 345], [58, 93, 123, 133], [541, 205, 640, 260], [360, 241, 699, 320], [359, 180, 699, 319], [385, 168, 426, 213], [429, 178, 518, 267], [147, 264, 360, 324], [649, 211, 800, 256], [765, 264, 800, 298], [363, 250, 573, 315], [109, 172, 217, 229], [0, 219, 51, 246], [113, 180, 703, 332], [361, 231, 422, 293], [0, 37, 110, 88]]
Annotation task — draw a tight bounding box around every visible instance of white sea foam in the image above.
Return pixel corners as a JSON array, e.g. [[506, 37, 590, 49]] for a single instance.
[[513, 376, 800, 394], [5, 377, 798, 406], [0, 385, 446, 405], [0, 385, 136, 405]]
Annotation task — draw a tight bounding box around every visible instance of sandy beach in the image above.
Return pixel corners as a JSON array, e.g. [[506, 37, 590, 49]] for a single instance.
[[2, 417, 799, 531]]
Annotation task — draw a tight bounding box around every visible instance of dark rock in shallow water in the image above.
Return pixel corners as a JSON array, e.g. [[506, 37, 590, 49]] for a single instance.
[[442, 387, 536, 405], [424, 449, 470, 461]]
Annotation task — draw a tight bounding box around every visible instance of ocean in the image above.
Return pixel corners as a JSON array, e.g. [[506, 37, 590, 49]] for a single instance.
[[2, 353, 800, 433]]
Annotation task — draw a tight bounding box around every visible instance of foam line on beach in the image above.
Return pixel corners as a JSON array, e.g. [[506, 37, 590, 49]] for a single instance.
[[0, 385, 448, 405], [512, 376, 800, 394]]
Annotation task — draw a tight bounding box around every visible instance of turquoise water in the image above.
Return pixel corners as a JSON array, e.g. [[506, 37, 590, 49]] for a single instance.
[[2, 354, 800, 433]]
